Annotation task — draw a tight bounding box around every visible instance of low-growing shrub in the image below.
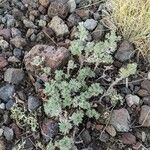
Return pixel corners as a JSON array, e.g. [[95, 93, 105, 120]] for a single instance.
[[69, 22, 121, 68], [11, 104, 38, 132]]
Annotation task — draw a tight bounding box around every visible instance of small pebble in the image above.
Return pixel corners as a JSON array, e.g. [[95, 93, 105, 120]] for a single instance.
[[84, 19, 98, 31], [125, 94, 140, 107], [3, 127, 14, 141], [0, 103, 5, 110]]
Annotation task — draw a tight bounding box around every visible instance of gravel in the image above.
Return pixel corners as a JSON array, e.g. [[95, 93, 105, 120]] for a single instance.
[[28, 95, 41, 111], [84, 19, 98, 31], [49, 16, 69, 37], [3, 126, 14, 141], [0, 84, 15, 103], [4, 68, 24, 84], [115, 40, 135, 62]]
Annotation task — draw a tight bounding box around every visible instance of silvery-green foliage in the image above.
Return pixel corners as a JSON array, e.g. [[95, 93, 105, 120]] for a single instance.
[[119, 63, 137, 78], [55, 136, 73, 150], [59, 119, 72, 134], [43, 60, 103, 139], [70, 110, 84, 126], [46, 141, 55, 150], [109, 88, 123, 106], [69, 22, 121, 67], [11, 104, 38, 132]]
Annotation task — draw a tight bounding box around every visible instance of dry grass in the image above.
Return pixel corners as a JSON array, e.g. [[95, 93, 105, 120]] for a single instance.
[[111, 0, 150, 58]]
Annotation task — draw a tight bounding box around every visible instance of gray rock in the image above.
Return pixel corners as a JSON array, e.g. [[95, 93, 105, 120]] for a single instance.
[[120, 133, 136, 145], [0, 84, 15, 103], [38, 20, 46, 27], [139, 105, 150, 127], [115, 40, 135, 62], [23, 19, 37, 28], [92, 24, 104, 41], [141, 80, 150, 94], [0, 39, 9, 50], [137, 89, 149, 97], [84, 19, 98, 31], [3, 111, 10, 124], [11, 28, 22, 37], [0, 140, 5, 150], [41, 119, 59, 142], [125, 94, 140, 107], [39, 0, 50, 7], [67, 0, 76, 12], [105, 125, 116, 137], [6, 100, 15, 110], [143, 96, 150, 106], [68, 13, 81, 27], [99, 132, 109, 143], [4, 68, 24, 84], [75, 0, 81, 4], [0, 128, 3, 137], [110, 108, 130, 132], [48, 1, 69, 19], [8, 56, 20, 63], [28, 96, 41, 111], [0, 28, 11, 40], [0, 103, 5, 110], [121, 87, 131, 94], [81, 130, 91, 144], [93, 12, 100, 20], [5, 15, 15, 27], [49, 16, 69, 37], [3, 127, 14, 141], [13, 48, 23, 59], [0, 55, 8, 69], [76, 9, 90, 20], [10, 36, 26, 48]]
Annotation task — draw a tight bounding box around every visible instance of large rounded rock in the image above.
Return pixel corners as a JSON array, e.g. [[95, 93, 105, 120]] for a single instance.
[[24, 45, 69, 75]]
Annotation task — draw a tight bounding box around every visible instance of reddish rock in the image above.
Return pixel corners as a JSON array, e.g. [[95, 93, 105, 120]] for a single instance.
[[24, 45, 69, 75], [115, 40, 135, 62], [106, 125, 116, 137], [141, 80, 150, 94], [39, 0, 50, 7], [143, 96, 150, 106], [137, 89, 149, 97], [41, 119, 58, 141], [133, 142, 143, 150], [48, 1, 69, 19], [0, 140, 5, 150], [121, 133, 136, 145], [10, 37, 26, 48], [0, 28, 11, 39], [0, 55, 8, 69], [75, 9, 90, 20], [11, 123, 21, 139], [139, 105, 150, 127], [110, 108, 130, 132]]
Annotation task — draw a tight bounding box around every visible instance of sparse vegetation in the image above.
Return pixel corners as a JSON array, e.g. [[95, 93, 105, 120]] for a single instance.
[[10, 104, 38, 132], [69, 22, 121, 68], [111, 0, 150, 58]]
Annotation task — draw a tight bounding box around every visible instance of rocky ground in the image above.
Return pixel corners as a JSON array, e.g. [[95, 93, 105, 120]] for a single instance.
[[0, 0, 150, 150]]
